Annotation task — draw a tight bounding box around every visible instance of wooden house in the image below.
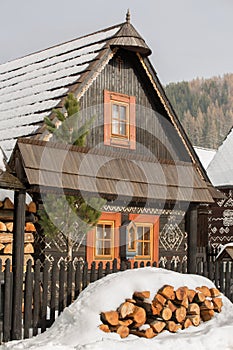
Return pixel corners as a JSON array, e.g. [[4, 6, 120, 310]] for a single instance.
[[0, 12, 217, 271], [205, 127, 233, 254]]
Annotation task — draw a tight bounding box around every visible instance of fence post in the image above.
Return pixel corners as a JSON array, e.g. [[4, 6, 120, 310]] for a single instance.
[[33, 260, 41, 336], [11, 189, 26, 340]]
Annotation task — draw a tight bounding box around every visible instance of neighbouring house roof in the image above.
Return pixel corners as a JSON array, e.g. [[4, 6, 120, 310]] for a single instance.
[[207, 127, 233, 188], [216, 243, 233, 261], [194, 146, 216, 170], [13, 138, 214, 203], [0, 146, 24, 190]]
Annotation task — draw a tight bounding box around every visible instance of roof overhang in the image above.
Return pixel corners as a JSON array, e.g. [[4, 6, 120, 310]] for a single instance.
[[12, 138, 214, 204]]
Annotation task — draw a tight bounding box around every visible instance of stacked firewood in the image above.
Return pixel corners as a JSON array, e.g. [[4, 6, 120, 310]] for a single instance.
[[0, 197, 37, 269], [99, 284, 223, 339]]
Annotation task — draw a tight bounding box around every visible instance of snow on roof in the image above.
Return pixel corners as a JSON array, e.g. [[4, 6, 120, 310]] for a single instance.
[[2, 267, 233, 350], [207, 127, 233, 187], [194, 146, 216, 170], [216, 242, 233, 260], [0, 147, 6, 172], [0, 25, 121, 159]]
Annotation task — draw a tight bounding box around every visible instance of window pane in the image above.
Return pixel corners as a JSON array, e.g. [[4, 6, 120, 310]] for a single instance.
[[104, 225, 112, 239], [144, 227, 150, 240], [119, 122, 126, 136], [96, 225, 103, 240], [112, 120, 118, 134], [119, 106, 126, 121], [103, 240, 111, 255], [144, 242, 150, 256], [112, 104, 118, 119], [137, 241, 143, 256], [128, 227, 135, 250], [96, 239, 103, 256], [137, 226, 143, 240]]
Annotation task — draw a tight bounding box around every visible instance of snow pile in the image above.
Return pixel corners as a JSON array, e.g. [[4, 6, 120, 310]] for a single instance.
[[1, 267, 233, 350]]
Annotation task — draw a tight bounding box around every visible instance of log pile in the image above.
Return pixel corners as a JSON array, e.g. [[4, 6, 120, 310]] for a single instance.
[[99, 285, 223, 339], [0, 197, 37, 269]]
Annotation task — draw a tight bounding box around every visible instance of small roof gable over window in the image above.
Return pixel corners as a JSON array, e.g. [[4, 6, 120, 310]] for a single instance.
[[109, 10, 151, 56]]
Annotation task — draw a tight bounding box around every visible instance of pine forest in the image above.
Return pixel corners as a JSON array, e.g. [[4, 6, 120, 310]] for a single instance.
[[165, 73, 233, 149]]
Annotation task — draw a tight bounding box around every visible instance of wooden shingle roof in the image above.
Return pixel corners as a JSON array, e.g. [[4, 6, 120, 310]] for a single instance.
[[14, 138, 214, 203], [0, 15, 152, 160]]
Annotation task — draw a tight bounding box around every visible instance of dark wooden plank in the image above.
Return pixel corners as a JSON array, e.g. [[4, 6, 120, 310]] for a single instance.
[[11, 189, 26, 340], [33, 260, 41, 336], [41, 261, 49, 333], [82, 262, 88, 289], [90, 261, 96, 283], [219, 262, 224, 294], [97, 262, 103, 280], [225, 262, 231, 299], [3, 259, 11, 343], [66, 261, 73, 307], [105, 262, 111, 275], [112, 259, 118, 273], [50, 260, 58, 326], [24, 259, 33, 339], [214, 261, 220, 290], [74, 261, 81, 300], [58, 261, 65, 315]]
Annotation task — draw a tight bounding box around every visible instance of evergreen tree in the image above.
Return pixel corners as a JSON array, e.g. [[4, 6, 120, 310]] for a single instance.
[[40, 93, 105, 260]]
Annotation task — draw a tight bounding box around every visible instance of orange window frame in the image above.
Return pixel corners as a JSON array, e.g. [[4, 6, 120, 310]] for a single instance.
[[104, 90, 136, 149], [134, 223, 153, 260], [94, 220, 114, 260], [129, 214, 159, 263], [86, 212, 121, 267]]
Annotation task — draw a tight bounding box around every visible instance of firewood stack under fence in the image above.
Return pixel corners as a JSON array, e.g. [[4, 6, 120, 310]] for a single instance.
[[99, 285, 223, 339], [0, 197, 36, 270]]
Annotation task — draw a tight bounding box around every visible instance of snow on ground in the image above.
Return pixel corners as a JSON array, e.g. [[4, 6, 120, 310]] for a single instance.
[[1, 267, 233, 350]]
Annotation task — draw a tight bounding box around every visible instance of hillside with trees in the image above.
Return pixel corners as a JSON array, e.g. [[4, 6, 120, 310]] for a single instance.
[[165, 73, 233, 149]]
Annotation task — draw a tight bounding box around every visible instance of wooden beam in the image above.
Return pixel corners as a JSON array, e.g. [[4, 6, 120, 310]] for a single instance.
[[186, 204, 198, 274], [11, 189, 26, 340]]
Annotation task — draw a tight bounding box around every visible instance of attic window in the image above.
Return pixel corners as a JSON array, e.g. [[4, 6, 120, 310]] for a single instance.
[[104, 90, 136, 149]]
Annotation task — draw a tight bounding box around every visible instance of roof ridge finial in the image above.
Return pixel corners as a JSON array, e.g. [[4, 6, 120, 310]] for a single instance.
[[126, 9, 130, 23]]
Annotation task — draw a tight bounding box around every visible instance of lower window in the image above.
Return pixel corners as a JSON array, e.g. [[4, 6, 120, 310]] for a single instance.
[[135, 224, 153, 260], [95, 221, 114, 259]]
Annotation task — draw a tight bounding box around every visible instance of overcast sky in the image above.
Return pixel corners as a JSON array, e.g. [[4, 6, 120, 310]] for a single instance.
[[1, 0, 233, 84]]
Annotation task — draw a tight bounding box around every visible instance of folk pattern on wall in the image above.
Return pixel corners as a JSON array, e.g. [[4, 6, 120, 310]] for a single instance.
[[160, 223, 185, 251], [208, 189, 233, 249], [159, 215, 187, 264]]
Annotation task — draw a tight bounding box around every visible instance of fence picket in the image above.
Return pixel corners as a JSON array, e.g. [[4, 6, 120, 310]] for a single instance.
[[67, 261, 73, 307], [0, 257, 232, 344], [33, 260, 41, 336], [82, 262, 88, 289], [90, 262, 96, 283], [41, 261, 49, 333], [97, 262, 103, 280], [74, 261, 81, 299], [58, 261, 65, 315], [24, 259, 33, 339], [50, 260, 58, 326], [3, 259, 11, 343]]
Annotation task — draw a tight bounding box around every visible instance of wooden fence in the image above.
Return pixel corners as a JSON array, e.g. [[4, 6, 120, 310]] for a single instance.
[[0, 258, 232, 343]]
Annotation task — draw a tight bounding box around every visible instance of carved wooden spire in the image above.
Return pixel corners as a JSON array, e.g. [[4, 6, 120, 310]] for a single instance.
[[126, 9, 130, 23]]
